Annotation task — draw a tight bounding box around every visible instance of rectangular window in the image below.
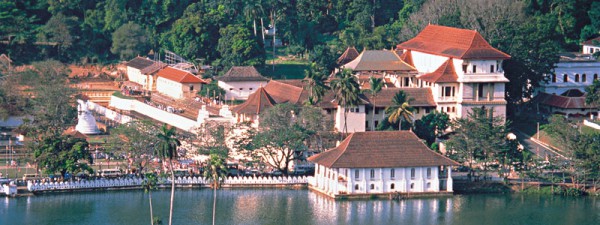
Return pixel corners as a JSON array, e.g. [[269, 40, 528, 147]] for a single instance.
[[365, 121, 369, 130], [391, 169, 395, 179], [370, 169, 375, 179], [427, 168, 432, 179], [490, 65, 494, 73], [415, 108, 420, 114], [478, 83, 485, 98], [462, 64, 468, 73], [249, 88, 253, 90], [472, 65, 477, 73], [375, 108, 379, 114], [374, 120, 379, 128], [355, 170, 359, 179], [426, 108, 431, 113], [411, 168, 416, 179]]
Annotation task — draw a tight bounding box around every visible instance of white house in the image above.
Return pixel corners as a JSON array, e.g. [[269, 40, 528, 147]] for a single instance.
[[217, 66, 269, 100], [396, 24, 511, 119], [308, 131, 458, 198], [156, 67, 206, 99], [582, 36, 600, 54], [125, 57, 166, 91]]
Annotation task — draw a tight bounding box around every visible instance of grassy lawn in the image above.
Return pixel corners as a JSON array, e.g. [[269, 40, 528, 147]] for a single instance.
[[258, 64, 310, 80]]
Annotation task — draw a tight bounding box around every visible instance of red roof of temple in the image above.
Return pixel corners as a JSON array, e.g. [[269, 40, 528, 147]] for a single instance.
[[399, 50, 414, 67], [157, 67, 206, 84], [337, 47, 360, 66], [418, 58, 459, 83], [308, 131, 459, 168], [232, 87, 276, 115], [397, 25, 510, 60]]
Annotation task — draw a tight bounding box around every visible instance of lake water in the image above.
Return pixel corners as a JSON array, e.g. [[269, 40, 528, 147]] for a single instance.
[[1, 188, 598, 225]]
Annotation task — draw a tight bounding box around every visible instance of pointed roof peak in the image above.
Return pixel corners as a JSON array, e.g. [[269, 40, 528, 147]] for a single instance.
[[418, 58, 458, 83]]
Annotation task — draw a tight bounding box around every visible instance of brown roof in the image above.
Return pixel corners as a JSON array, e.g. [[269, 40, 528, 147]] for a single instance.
[[399, 50, 414, 67], [263, 80, 305, 104], [534, 92, 595, 109], [418, 58, 459, 83], [397, 25, 510, 60], [157, 67, 206, 84], [342, 50, 416, 71], [363, 88, 436, 107], [337, 47, 360, 66], [582, 36, 600, 46], [232, 87, 276, 115], [126, 57, 167, 74], [217, 66, 268, 82], [308, 131, 459, 168], [63, 127, 88, 139]]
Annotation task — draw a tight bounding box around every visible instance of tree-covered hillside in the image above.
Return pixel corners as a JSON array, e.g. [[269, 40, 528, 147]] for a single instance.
[[1, 0, 599, 107]]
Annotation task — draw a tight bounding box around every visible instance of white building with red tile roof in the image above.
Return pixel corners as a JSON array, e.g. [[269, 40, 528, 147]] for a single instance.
[[156, 67, 206, 99], [217, 66, 269, 100], [125, 57, 167, 91], [396, 24, 511, 119], [308, 131, 459, 198]]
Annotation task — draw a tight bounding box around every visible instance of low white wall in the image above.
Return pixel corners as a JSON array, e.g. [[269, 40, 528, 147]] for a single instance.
[[583, 119, 600, 130], [108, 96, 198, 131], [28, 176, 309, 192], [88, 100, 133, 124]]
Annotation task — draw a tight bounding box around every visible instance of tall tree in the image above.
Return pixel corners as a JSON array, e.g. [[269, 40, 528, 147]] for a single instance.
[[385, 91, 414, 130], [155, 124, 181, 225], [142, 172, 159, 225], [105, 120, 159, 174], [110, 22, 149, 60], [330, 69, 360, 135], [303, 63, 329, 105], [34, 134, 93, 178], [413, 111, 450, 146], [446, 107, 510, 179], [367, 76, 383, 130], [203, 153, 228, 225], [585, 79, 600, 114], [217, 24, 265, 69]]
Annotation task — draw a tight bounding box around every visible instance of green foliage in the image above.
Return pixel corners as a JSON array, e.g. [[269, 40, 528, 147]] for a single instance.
[[106, 120, 159, 173], [585, 79, 600, 107], [330, 69, 360, 134], [203, 153, 228, 189], [34, 135, 93, 178], [155, 124, 181, 161], [385, 91, 414, 130], [111, 22, 149, 60], [413, 111, 450, 146], [217, 24, 265, 69], [198, 80, 226, 99], [303, 63, 329, 105]]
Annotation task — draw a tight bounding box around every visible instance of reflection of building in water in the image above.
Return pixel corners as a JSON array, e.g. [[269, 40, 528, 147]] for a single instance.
[[308, 131, 458, 198]]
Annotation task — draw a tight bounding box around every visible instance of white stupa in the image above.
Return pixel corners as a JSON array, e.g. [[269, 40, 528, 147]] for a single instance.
[[75, 100, 100, 134]]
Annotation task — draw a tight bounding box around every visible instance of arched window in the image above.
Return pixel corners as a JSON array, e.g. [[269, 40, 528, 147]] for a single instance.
[[370, 184, 375, 190], [552, 74, 556, 83], [355, 184, 359, 190], [563, 74, 568, 82], [391, 183, 395, 190], [410, 183, 414, 189], [575, 74, 580, 82], [583, 74, 587, 83]]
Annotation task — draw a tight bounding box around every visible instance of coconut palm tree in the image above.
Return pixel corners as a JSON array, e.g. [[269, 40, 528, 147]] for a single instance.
[[367, 76, 383, 130], [155, 124, 181, 225], [330, 69, 360, 135], [203, 153, 228, 225], [142, 172, 158, 225], [243, 0, 264, 36], [385, 91, 414, 130], [303, 63, 329, 105]]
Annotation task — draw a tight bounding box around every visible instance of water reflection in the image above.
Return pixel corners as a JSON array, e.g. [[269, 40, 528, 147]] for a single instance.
[[1, 190, 598, 225]]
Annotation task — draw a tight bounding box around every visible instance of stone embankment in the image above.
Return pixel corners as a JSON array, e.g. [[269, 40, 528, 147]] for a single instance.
[[26, 176, 309, 194]]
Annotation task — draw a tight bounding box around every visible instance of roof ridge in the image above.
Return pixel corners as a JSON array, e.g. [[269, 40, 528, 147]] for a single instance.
[[330, 133, 354, 166]]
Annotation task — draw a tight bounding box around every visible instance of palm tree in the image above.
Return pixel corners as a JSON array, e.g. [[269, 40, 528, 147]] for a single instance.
[[303, 63, 329, 105], [367, 76, 383, 131], [330, 69, 360, 135], [243, 0, 264, 36], [142, 172, 158, 225], [385, 91, 414, 130], [203, 153, 228, 225], [155, 124, 181, 225]]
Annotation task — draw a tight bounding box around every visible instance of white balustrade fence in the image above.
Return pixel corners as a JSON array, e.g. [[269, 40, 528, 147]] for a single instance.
[[27, 176, 309, 192]]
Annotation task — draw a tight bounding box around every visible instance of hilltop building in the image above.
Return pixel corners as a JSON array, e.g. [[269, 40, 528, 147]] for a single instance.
[[156, 67, 207, 99], [217, 66, 269, 100]]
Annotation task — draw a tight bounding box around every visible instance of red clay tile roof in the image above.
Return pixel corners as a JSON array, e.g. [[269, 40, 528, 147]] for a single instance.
[[418, 58, 459, 83], [217, 66, 268, 82], [397, 25, 510, 60], [582, 36, 600, 46], [232, 87, 276, 115], [308, 131, 459, 168], [534, 92, 595, 109], [263, 80, 305, 104], [157, 67, 206, 84], [337, 47, 360, 66], [399, 50, 414, 67], [342, 50, 416, 71], [363, 88, 436, 107]]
